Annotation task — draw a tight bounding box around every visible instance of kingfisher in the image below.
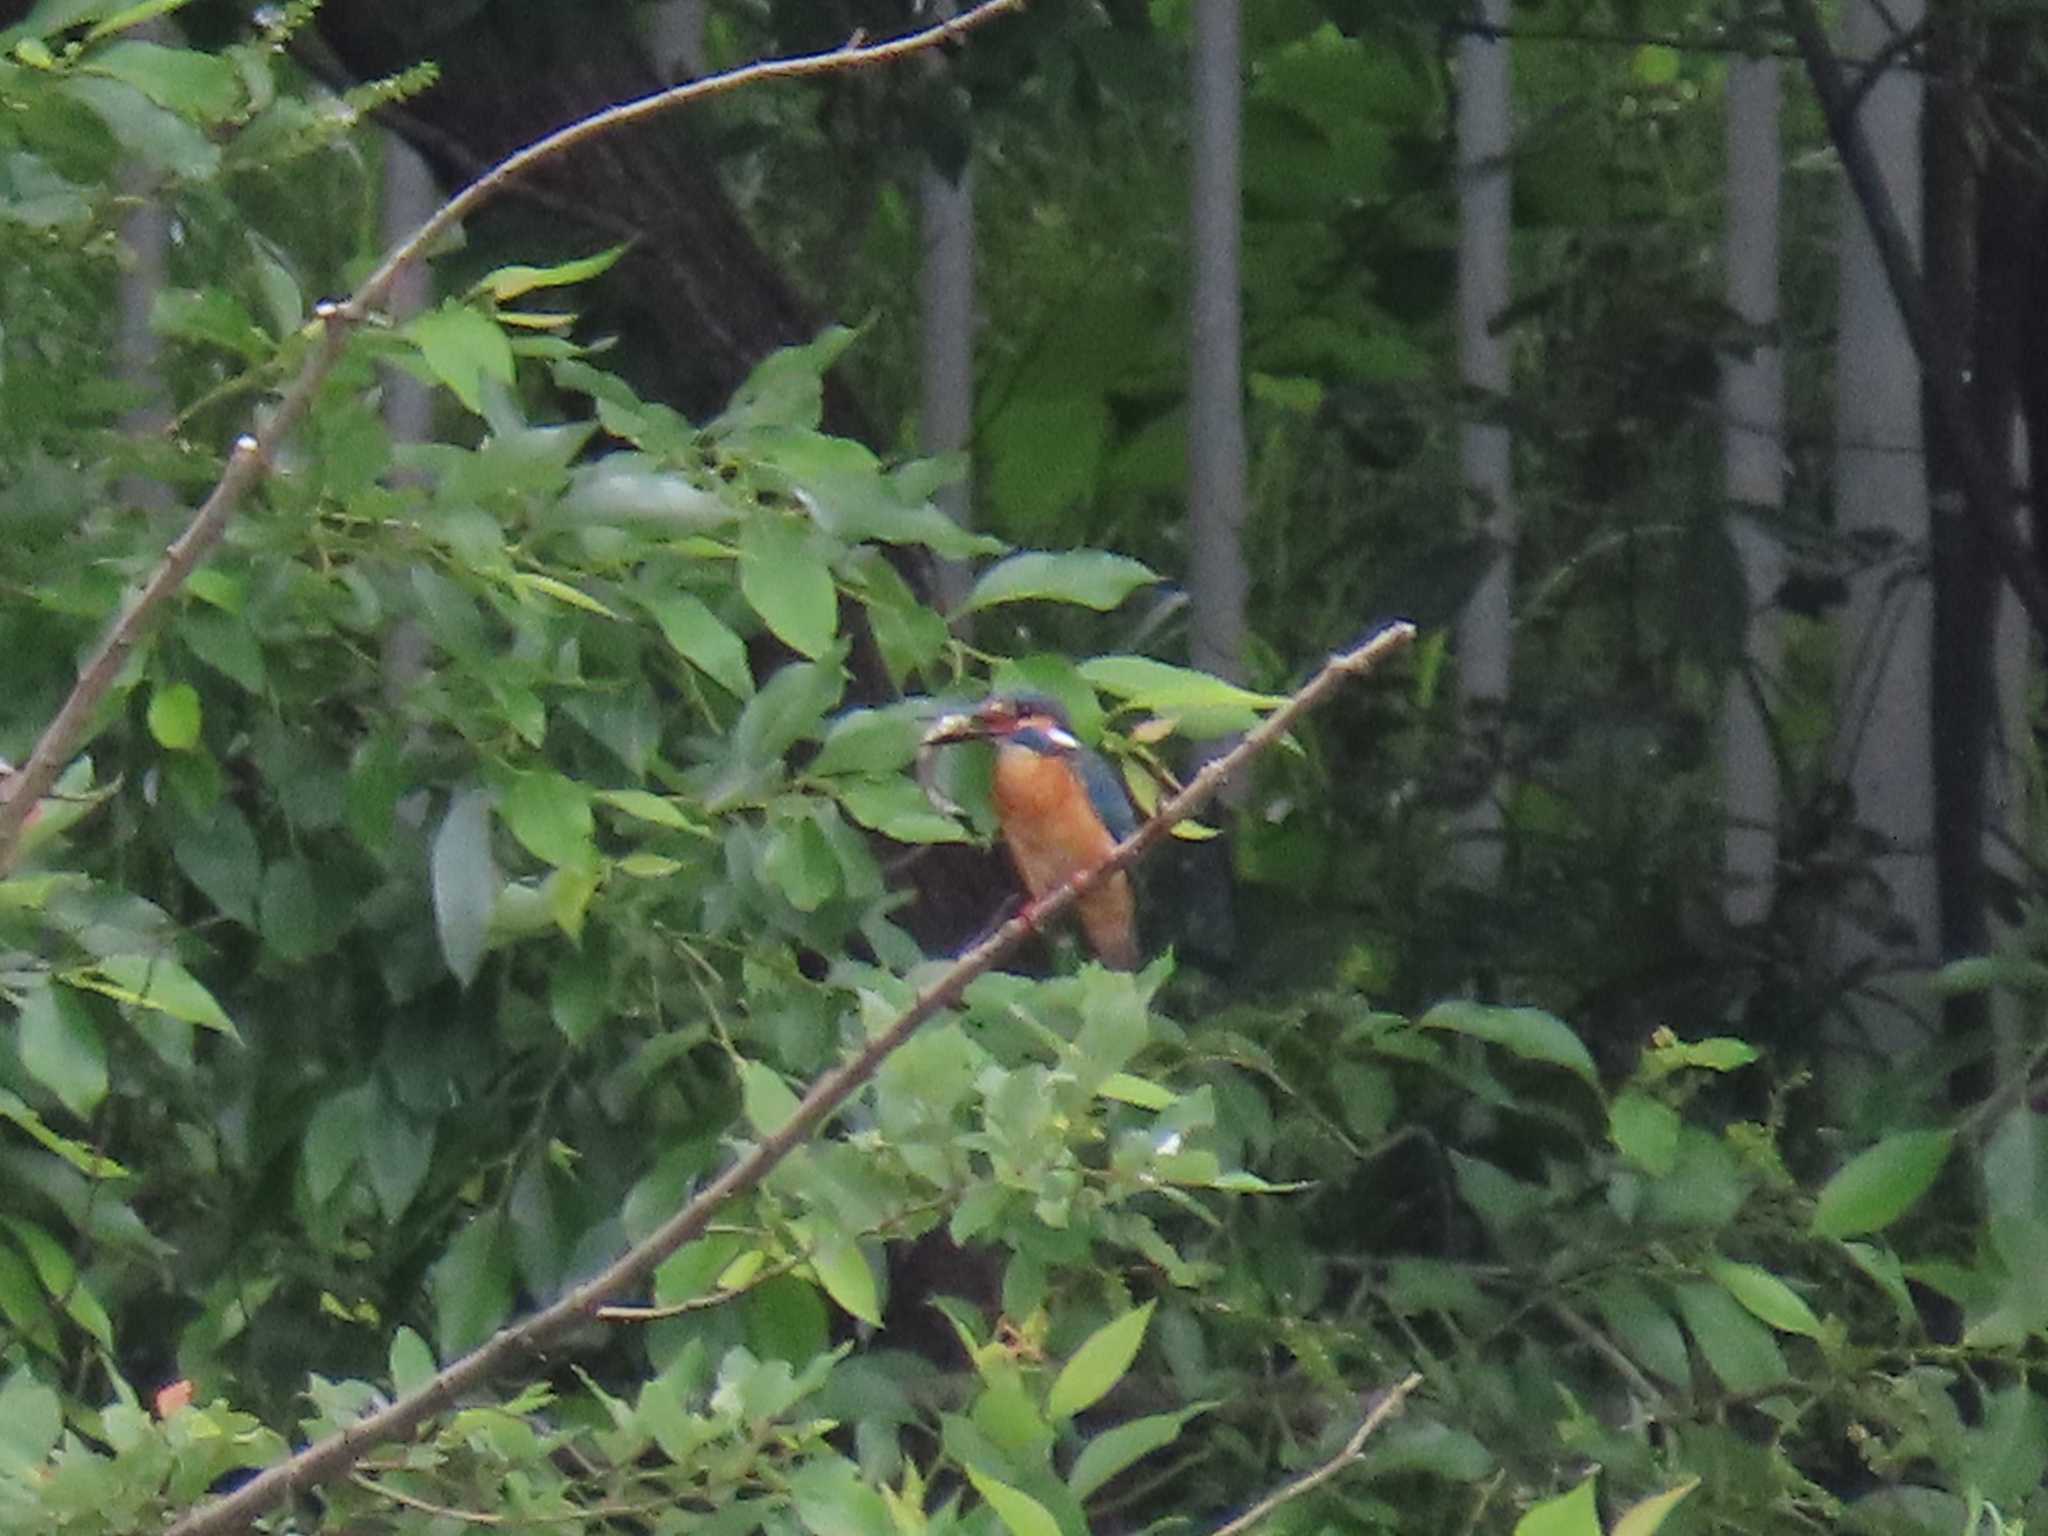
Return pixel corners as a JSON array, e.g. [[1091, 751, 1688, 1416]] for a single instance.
[[920, 694, 1140, 970]]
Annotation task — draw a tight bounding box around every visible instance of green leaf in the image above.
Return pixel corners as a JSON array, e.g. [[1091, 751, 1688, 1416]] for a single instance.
[[475, 244, 625, 302], [762, 814, 840, 911], [390, 1327, 436, 1395], [1929, 955, 2048, 996], [549, 943, 610, 1044], [1631, 44, 1681, 85], [745, 1272, 829, 1365], [432, 789, 498, 987], [74, 954, 237, 1037], [1361, 1421, 1495, 1483], [60, 75, 218, 178], [1079, 655, 1283, 735], [0, 1253, 56, 1359], [740, 1060, 800, 1136], [509, 571, 617, 618], [9, 0, 108, 43], [833, 777, 971, 844], [1609, 1091, 1679, 1176], [717, 326, 857, 433], [1811, 1129, 1954, 1239], [84, 0, 192, 41], [1450, 1152, 1544, 1237], [147, 681, 201, 750], [728, 654, 845, 773], [83, 40, 240, 120], [810, 709, 921, 777], [258, 857, 327, 961], [1642, 1035, 1760, 1075], [962, 551, 1159, 614], [595, 789, 700, 833], [152, 286, 270, 360], [646, 591, 753, 698], [1418, 1001, 1599, 1086], [965, 1467, 1063, 1536], [1673, 1278, 1787, 1393], [0, 1243, 57, 1355], [432, 1211, 514, 1356], [499, 772, 597, 872], [182, 607, 267, 692], [1963, 1384, 2048, 1509], [405, 301, 515, 416], [18, 982, 106, 1118], [1069, 1406, 1209, 1499], [0, 1368, 61, 1477], [1841, 1239, 1916, 1330], [1611, 1480, 1700, 1536], [4, 1218, 111, 1345], [1048, 1301, 1153, 1419], [561, 459, 730, 529], [365, 1102, 434, 1224], [0, 150, 89, 228], [1515, 1475, 1601, 1536], [750, 428, 1000, 558], [1639, 1126, 1749, 1230], [0, 1089, 126, 1177], [807, 1234, 880, 1327], [790, 1456, 894, 1536], [741, 513, 838, 660], [1097, 1072, 1175, 1110], [300, 1084, 372, 1205], [1593, 1278, 1691, 1387], [1707, 1258, 1821, 1338]]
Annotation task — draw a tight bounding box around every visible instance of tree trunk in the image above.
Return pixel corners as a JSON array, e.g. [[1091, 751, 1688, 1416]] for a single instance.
[[1452, 0, 1515, 889], [1929, 15, 2038, 1104], [313, 0, 868, 436]]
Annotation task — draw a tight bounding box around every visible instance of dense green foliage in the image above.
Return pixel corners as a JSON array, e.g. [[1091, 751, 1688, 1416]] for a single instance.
[[0, 4, 2044, 1536]]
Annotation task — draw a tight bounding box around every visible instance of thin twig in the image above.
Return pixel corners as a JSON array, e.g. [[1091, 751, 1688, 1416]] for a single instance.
[[0, 0, 1027, 877], [161, 622, 1417, 1536], [1208, 1372, 1425, 1536], [1547, 1298, 1668, 1413]]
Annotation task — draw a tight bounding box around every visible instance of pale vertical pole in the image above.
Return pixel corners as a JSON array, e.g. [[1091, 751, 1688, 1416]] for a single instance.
[[1188, 0, 1248, 695], [114, 17, 175, 512], [1831, 0, 1933, 1060], [647, 0, 707, 82], [381, 134, 436, 450], [381, 132, 438, 715], [1720, 51, 1785, 925], [919, 109, 976, 610], [1452, 0, 1515, 887]]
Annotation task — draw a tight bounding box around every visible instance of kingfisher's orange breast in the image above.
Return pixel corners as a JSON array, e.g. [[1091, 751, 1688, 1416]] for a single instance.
[[991, 747, 1137, 968]]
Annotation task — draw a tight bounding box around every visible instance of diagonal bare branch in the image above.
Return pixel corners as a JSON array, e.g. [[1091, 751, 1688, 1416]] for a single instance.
[[0, 0, 1028, 877], [1209, 1372, 1425, 1536], [163, 620, 1416, 1536]]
